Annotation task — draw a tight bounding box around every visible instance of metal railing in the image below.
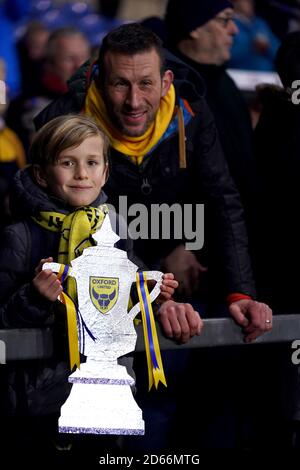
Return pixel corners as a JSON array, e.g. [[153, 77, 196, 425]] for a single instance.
[[0, 314, 299, 361]]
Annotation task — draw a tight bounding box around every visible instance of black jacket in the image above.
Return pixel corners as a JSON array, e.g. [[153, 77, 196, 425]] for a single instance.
[[254, 85, 300, 312], [171, 57, 258, 213], [35, 54, 256, 299]]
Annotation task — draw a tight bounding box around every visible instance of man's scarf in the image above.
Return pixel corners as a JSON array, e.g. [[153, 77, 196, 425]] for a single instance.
[[84, 81, 175, 165]]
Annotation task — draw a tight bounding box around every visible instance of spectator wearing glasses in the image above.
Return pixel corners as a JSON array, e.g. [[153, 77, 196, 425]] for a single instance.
[[165, 0, 260, 307], [163, 0, 274, 449]]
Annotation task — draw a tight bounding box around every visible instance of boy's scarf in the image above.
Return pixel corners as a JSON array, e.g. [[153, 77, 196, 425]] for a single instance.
[[84, 81, 175, 165], [32, 205, 108, 370], [32, 205, 108, 300]]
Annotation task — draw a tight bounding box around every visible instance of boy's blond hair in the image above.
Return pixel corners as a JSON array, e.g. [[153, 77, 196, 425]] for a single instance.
[[30, 114, 110, 167]]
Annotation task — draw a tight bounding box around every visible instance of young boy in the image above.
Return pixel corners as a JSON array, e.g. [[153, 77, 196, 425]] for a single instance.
[[0, 114, 202, 456]]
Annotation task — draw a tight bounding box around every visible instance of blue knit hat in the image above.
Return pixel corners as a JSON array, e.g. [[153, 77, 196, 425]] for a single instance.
[[165, 0, 233, 45]]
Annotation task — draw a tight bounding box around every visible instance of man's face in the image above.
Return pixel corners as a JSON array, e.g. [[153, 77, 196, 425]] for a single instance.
[[101, 49, 173, 137], [193, 8, 238, 65]]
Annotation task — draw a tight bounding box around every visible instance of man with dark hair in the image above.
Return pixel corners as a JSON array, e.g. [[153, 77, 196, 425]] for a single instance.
[[98, 21, 166, 76]]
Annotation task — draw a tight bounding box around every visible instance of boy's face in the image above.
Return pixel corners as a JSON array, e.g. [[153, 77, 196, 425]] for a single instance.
[[35, 135, 107, 207]]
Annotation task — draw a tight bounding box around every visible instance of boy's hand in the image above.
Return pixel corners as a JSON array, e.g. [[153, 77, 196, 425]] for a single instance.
[[156, 273, 178, 304], [157, 300, 203, 343], [35, 257, 53, 275], [33, 257, 63, 301]]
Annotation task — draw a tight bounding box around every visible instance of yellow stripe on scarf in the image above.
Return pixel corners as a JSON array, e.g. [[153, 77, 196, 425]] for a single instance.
[[32, 206, 108, 370], [84, 81, 175, 165], [33, 205, 108, 299]]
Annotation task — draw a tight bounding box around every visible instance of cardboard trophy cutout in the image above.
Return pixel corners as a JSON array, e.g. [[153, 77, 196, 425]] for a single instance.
[[43, 215, 163, 435]]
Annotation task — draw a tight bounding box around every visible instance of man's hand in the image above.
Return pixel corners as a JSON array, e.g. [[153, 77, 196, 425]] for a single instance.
[[157, 300, 203, 343], [156, 273, 179, 304], [33, 257, 62, 301], [229, 299, 272, 343], [164, 245, 207, 297]]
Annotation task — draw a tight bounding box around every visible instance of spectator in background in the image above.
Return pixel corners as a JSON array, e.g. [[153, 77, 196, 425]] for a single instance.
[[229, 0, 280, 71], [6, 27, 91, 153], [0, 58, 26, 227], [255, 0, 290, 40], [34, 22, 272, 334], [17, 21, 50, 95], [0, 0, 30, 97], [165, 0, 260, 299], [34, 21, 273, 452], [254, 31, 300, 313], [247, 32, 300, 449], [42, 27, 91, 96]]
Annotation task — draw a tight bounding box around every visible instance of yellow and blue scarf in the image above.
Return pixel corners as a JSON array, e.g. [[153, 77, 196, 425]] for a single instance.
[[32, 205, 108, 368], [84, 81, 176, 165]]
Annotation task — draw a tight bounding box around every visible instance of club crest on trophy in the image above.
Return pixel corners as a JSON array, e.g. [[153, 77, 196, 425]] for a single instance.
[[90, 277, 119, 314], [43, 214, 166, 435]]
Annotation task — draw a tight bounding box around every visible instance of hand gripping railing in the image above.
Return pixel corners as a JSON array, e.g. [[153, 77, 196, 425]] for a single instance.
[[0, 314, 300, 362]]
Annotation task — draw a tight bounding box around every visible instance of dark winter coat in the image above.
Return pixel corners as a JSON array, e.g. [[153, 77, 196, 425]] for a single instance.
[[172, 58, 258, 211]]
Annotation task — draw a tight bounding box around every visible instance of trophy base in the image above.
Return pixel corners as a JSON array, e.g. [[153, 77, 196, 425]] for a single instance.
[[69, 361, 135, 386], [59, 425, 144, 436], [59, 364, 144, 435]]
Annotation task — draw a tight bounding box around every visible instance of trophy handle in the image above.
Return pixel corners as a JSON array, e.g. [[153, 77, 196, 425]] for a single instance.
[[42, 262, 73, 277], [129, 270, 163, 320]]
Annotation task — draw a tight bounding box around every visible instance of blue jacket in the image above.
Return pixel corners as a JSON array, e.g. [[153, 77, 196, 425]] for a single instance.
[[0, 0, 30, 96], [229, 16, 280, 71]]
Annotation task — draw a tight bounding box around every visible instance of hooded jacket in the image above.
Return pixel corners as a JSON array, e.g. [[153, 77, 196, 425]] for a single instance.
[[35, 52, 256, 299]]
